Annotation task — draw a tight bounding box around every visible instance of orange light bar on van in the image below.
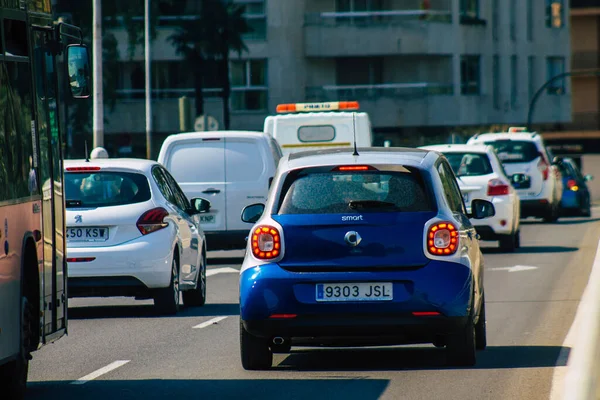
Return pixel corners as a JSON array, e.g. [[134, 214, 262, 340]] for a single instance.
[[276, 101, 360, 113], [66, 166, 101, 172], [332, 165, 377, 171]]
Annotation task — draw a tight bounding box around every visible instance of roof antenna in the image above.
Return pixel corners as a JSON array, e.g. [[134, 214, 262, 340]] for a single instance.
[[84, 140, 89, 162], [352, 112, 359, 156]]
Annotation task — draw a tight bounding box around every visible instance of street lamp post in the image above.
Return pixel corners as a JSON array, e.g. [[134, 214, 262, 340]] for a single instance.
[[527, 69, 600, 131], [145, 0, 152, 159]]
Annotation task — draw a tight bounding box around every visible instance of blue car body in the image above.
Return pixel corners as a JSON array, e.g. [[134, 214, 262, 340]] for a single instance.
[[238, 147, 494, 369], [556, 157, 592, 216]]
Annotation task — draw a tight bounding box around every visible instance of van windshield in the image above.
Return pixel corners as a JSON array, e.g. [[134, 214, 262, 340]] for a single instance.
[[277, 168, 434, 214], [484, 140, 540, 164]]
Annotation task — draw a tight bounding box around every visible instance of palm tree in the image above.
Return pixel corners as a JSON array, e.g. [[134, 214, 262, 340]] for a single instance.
[[209, 1, 251, 130], [169, 0, 251, 129]]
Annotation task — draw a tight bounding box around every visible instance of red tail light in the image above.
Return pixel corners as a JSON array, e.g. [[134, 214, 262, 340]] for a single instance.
[[487, 178, 510, 196], [251, 225, 281, 260], [269, 314, 297, 319], [66, 257, 96, 263], [412, 311, 441, 316], [66, 166, 101, 172], [137, 207, 169, 235], [538, 158, 549, 181], [567, 179, 576, 188], [332, 165, 377, 172], [427, 222, 458, 256]]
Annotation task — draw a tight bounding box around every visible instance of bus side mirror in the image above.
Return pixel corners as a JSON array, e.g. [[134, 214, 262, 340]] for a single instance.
[[66, 44, 91, 99]]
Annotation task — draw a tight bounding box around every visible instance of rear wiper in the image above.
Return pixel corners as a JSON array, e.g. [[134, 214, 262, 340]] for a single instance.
[[66, 199, 82, 208], [348, 200, 399, 210]]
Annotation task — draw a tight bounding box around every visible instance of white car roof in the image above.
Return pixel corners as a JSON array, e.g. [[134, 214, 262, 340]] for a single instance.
[[281, 147, 436, 171], [266, 111, 369, 121], [469, 132, 540, 142], [163, 130, 267, 143], [64, 158, 159, 174], [421, 144, 491, 154]]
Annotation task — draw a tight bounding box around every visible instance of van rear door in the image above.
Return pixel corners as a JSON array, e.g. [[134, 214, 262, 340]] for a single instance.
[[165, 138, 227, 233], [224, 137, 270, 232]]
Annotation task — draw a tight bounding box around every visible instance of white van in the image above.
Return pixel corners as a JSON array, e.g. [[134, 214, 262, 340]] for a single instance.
[[264, 101, 373, 156], [157, 131, 282, 250]]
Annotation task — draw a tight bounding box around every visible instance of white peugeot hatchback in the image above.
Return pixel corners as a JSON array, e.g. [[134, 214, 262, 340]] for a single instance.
[[421, 144, 521, 251], [64, 159, 210, 315]]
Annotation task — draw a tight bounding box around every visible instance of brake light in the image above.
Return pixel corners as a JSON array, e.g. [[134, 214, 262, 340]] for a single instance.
[[487, 179, 510, 196], [412, 311, 441, 316], [66, 257, 96, 263], [269, 314, 297, 319], [567, 179, 579, 191], [66, 166, 101, 172], [333, 165, 377, 171], [538, 154, 549, 181], [137, 207, 169, 235], [251, 225, 281, 260], [427, 222, 458, 256]]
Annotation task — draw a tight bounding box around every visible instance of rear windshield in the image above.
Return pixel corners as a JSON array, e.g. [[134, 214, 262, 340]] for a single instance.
[[444, 152, 493, 177], [277, 168, 434, 214], [65, 171, 151, 208], [484, 140, 540, 164]]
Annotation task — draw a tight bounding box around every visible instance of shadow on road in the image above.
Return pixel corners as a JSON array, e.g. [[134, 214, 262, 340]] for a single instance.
[[26, 378, 389, 400], [276, 345, 568, 372], [482, 245, 578, 255], [207, 256, 245, 266], [520, 217, 600, 226], [68, 302, 239, 320]]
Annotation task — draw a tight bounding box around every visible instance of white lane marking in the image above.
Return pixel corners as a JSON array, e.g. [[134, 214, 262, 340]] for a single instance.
[[71, 360, 130, 385], [488, 265, 538, 272], [193, 316, 228, 329], [549, 238, 600, 400], [206, 267, 239, 277]]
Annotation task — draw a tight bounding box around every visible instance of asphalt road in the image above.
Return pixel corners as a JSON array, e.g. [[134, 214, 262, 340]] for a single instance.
[[25, 211, 600, 400]]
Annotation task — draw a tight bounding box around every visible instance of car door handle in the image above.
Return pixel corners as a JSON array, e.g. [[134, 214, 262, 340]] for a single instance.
[[202, 188, 221, 194]]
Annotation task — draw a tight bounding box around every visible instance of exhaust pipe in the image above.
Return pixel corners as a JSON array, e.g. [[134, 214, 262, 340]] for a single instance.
[[273, 337, 285, 345]]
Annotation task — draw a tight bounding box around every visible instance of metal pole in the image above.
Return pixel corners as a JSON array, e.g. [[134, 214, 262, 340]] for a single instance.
[[92, 0, 104, 150], [145, 0, 152, 159]]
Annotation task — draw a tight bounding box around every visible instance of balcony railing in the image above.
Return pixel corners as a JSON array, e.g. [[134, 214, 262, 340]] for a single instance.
[[114, 86, 268, 100], [304, 9, 452, 27], [572, 52, 600, 70], [306, 82, 453, 102]]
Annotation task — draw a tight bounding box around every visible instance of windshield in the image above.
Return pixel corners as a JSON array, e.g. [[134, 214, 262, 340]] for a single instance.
[[277, 168, 434, 214], [65, 171, 151, 208], [484, 140, 540, 164], [444, 152, 493, 177]]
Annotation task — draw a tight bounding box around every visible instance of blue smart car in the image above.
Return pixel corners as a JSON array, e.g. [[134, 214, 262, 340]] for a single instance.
[[239, 147, 495, 369]]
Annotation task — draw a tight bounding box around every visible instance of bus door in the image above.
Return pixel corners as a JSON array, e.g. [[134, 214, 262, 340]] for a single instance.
[[32, 30, 66, 340]]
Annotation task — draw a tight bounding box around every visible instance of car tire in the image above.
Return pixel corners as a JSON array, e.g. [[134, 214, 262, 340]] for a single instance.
[[154, 256, 180, 315], [182, 252, 207, 307], [0, 297, 32, 400], [515, 230, 521, 248], [240, 320, 272, 370], [475, 294, 487, 351], [543, 203, 559, 223], [498, 232, 516, 253], [446, 314, 476, 367]]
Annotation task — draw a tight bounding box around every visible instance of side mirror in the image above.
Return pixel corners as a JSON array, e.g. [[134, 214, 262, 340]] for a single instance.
[[585, 174, 594, 182], [66, 44, 91, 99], [468, 199, 496, 220], [191, 197, 211, 214], [241, 203, 265, 224]]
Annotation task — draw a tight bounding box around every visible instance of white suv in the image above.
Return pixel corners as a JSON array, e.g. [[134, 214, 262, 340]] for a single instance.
[[467, 128, 563, 223]]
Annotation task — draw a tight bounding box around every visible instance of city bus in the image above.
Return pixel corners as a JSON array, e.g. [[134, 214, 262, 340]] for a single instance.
[[0, 1, 90, 397]]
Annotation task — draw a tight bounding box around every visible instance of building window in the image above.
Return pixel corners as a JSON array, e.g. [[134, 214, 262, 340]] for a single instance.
[[461, 55, 480, 95], [238, 0, 266, 40], [546, 57, 565, 95], [335, 0, 383, 12], [230, 59, 268, 111], [493, 55, 500, 109], [335, 57, 383, 86], [528, 56, 536, 101], [527, 0, 533, 41], [546, 0, 563, 28], [460, 0, 479, 19], [511, 56, 518, 108]]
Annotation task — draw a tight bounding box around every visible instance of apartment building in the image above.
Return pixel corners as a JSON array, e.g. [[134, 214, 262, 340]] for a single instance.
[[72, 0, 572, 156]]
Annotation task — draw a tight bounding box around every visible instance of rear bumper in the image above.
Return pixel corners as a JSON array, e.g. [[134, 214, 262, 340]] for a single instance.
[[205, 230, 248, 250], [240, 260, 475, 342], [560, 190, 584, 210], [520, 199, 552, 218]]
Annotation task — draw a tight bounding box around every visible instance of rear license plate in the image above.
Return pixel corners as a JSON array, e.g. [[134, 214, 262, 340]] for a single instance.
[[66, 227, 109, 242], [316, 282, 393, 302], [200, 215, 215, 223]]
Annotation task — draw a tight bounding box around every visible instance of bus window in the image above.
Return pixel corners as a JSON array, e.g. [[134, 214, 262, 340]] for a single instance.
[[4, 19, 28, 57]]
